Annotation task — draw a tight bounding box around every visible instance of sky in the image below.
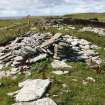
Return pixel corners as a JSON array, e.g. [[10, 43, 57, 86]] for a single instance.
[[0, 0, 105, 17]]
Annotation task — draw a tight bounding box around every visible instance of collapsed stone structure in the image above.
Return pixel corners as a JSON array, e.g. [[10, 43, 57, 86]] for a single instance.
[[80, 27, 105, 36], [0, 32, 103, 78]]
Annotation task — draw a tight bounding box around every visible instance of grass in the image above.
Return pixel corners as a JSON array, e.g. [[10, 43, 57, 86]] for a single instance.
[[0, 18, 27, 27], [0, 17, 31, 45], [0, 23, 31, 45], [64, 13, 105, 22], [28, 60, 105, 105], [0, 74, 25, 105], [26, 24, 105, 105]]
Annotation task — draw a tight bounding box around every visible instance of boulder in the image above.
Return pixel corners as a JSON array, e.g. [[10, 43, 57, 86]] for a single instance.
[[15, 79, 50, 102]]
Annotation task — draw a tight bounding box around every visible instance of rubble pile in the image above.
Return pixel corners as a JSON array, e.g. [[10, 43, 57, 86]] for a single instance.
[[80, 27, 105, 36], [0, 32, 103, 76]]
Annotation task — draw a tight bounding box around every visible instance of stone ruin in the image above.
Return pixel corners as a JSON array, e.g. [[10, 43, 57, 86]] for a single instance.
[[0, 32, 103, 77], [0, 33, 101, 68], [0, 32, 104, 105]]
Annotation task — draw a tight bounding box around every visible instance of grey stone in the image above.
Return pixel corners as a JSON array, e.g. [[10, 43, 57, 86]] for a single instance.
[[0, 52, 11, 60], [51, 60, 72, 70], [0, 71, 6, 79], [40, 33, 62, 48], [0, 64, 4, 70], [28, 54, 47, 63], [14, 56, 23, 62], [13, 98, 57, 105], [80, 27, 105, 36], [15, 79, 50, 102], [52, 70, 69, 75]]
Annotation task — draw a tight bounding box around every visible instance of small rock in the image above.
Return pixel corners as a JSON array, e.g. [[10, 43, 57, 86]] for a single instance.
[[14, 56, 23, 62], [83, 80, 88, 85], [0, 71, 6, 79], [86, 77, 96, 83], [28, 54, 47, 63], [62, 84, 67, 88], [0, 64, 4, 70], [51, 60, 72, 70], [72, 79, 78, 82], [7, 91, 19, 96], [52, 70, 69, 75], [10, 68, 18, 75]]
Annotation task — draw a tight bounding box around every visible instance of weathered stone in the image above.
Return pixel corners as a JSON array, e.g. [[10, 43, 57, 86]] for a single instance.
[[2, 55, 14, 62], [23, 46, 37, 55], [12, 61, 21, 66], [10, 68, 19, 75], [0, 52, 11, 60], [51, 60, 72, 70], [86, 77, 96, 83], [28, 54, 47, 63], [15, 79, 50, 102], [79, 45, 90, 50], [0, 71, 6, 79], [0, 64, 4, 70], [13, 98, 57, 105], [80, 27, 105, 36], [52, 70, 69, 75], [7, 91, 19, 96], [0, 47, 5, 53], [11, 37, 23, 45], [53, 42, 70, 60], [40, 33, 62, 48], [71, 40, 78, 46], [14, 56, 23, 62]]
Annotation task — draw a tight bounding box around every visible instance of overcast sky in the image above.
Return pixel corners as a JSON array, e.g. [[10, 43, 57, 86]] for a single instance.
[[0, 0, 105, 17]]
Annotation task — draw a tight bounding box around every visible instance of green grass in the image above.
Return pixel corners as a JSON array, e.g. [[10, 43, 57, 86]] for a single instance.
[[28, 60, 105, 105], [0, 18, 31, 45], [0, 23, 31, 45], [64, 13, 105, 22], [0, 74, 25, 105], [96, 48, 105, 60], [0, 18, 27, 27]]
